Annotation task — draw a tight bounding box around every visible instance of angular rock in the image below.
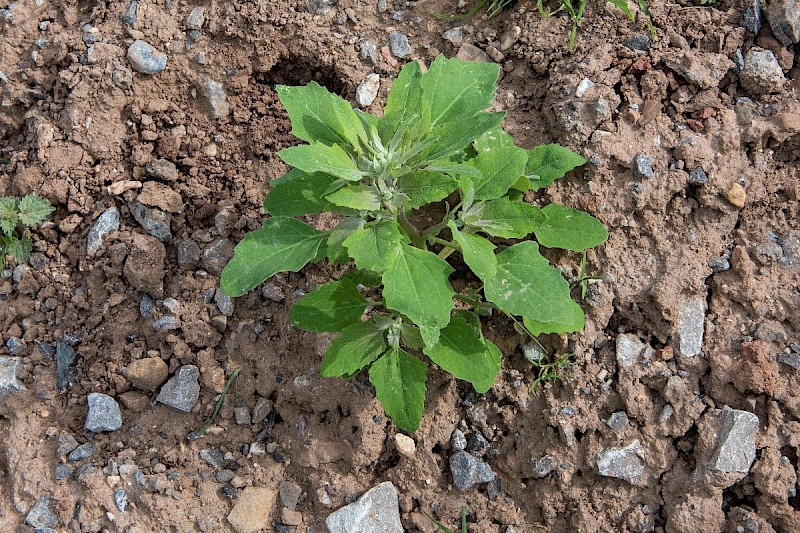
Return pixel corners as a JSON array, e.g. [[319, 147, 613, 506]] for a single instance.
[[130, 201, 171, 242], [606, 411, 629, 431], [214, 288, 234, 316], [325, 481, 403, 532], [388, 32, 412, 58], [532, 455, 557, 478], [676, 298, 705, 357], [709, 407, 758, 473], [201, 238, 234, 275], [137, 182, 183, 213], [125, 357, 168, 391], [55, 341, 78, 390], [122, 0, 138, 25], [623, 34, 651, 52], [26, 494, 58, 529], [743, 0, 763, 34], [227, 486, 277, 533], [456, 43, 492, 63], [87, 207, 120, 254], [114, 489, 129, 512], [356, 73, 380, 107], [663, 51, 734, 89], [157, 365, 200, 413], [56, 432, 79, 455], [442, 27, 463, 45], [152, 315, 180, 331], [201, 80, 229, 119], [632, 153, 654, 179], [767, 0, 800, 46], [185, 7, 205, 30], [616, 334, 653, 368], [54, 463, 73, 480], [688, 166, 708, 185], [123, 234, 166, 298], [739, 48, 786, 95], [596, 441, 645, 485], [450, 428, 467, 451], [5, 337, 26, 355], [127, 40, 167, 74], [68, 443, 95, 461], [395, 434, 416, 457], [200, 448, 224, 468], [252, 397, 273, 424], [449, 451, 495, 491], [0, 356, 24, 394], [279, 480, 302, 510], [146, 158, 180, 181], [176, 239, 201, 270], [85, 392, 123, 432]]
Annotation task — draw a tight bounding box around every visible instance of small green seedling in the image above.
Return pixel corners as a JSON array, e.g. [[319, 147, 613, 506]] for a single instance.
[[425, 506, 468, 533], [0, 194, 54, 270], [221, 55, 607, 432], [530, 351, 576, 392]]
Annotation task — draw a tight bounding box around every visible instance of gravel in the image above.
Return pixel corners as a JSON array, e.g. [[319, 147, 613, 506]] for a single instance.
[[139, 293, 155, 318], [200, 448, 224, 468], [279, 481, 302, 510], [54, 463, 73, 480], [450, 428, 467, 451], [449, 450, 495, 491], [114, 489, 130, 512], [739, 48, 786, 95], [325, 481, 403, 532], [388, 32, 412, 58], [68, 443, 95, 462], [766, 0, 800, 46], [130, 201, 172, 242], [214, 289, 234, 316], [356, 73, 380, 107], [121, 0, 138, 25], [85, 392, 123, 432], [688, 166, 708, 185], [55, 341, 79, 391], [86, 207, 120, 254], [596, 441, 646, 485], [708, 407, 759, 473], [201, 238, 234, 275], [606, 411, 629, 431], [623, 34, 651, 51], [632, 153, 655, 179], [0, 356, 24, 394], [26, 494, 58, 529], [5, 337, 26, 355], [177, 239, 201, 270], [201, 80, 229, 119], [743, 0, 763, 34], [127, 40, 167, 74], [156, 365, 200, 412], [676, 298, 705, 357], [185, 7, 205, 30], [532, 455, 557, 478]]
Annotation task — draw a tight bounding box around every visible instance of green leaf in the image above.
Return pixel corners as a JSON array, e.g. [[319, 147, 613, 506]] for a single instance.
[[17, 194, 54, 227], [343, 221, 408, 274], [400, 323, 425, 350], [523, 302, 586, 336], [421, 55, 500, 128], [525, 144, 586, 191], [278, 143, 364, 182], [5, 235, 32, 264], [325, 184, 381, 211], [263, 169, 338, 216], [291, 279, 369, 333], [424, 161, 481, 180], [608, 0, 634, 20], [422, 112, 506, 163], [448, 222, 497, 282], [484, 241, 578, 325], [382, 245, 455, 347], [221, 217, 326, 297], [380, 60, 424, 141], [0, 197, 18, 235], [423, 314, 502, 393], [370, 345, 428, 432], [397, 171, 459, 209], [473, 125, 516, 154], [464, 145, 528, 200], [461, 198, 543, 239], [534, 203, 608, 252], [321, 318, 391, 377], [277, 82, 367, 150], [327, 217, 365, 263]]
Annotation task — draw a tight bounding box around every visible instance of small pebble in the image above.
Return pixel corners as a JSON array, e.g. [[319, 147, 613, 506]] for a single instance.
[[54, 463, 73, 480], [688, 166, 708, 185], [68, 443, 96, 462], [726, 183, 746, 208], [185, 7, 205, 30], [85, 393, 123, 432], [114, 489, 129, 512], [395, 434, 416, 457], [632, 153, 655, 179], [127, 40, 167, 75], [389, 32, 412, 58]]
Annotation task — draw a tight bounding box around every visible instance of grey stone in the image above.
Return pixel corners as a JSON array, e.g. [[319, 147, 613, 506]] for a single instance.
[[676, 298, 705, 357], [215, 469, 236, 483], [56, 432, 79, 455], [157, 365, 200, 413], [616, 334, 653, 368], [596, 441, 645, 485], [732, 49, 745, 72], [176, 240, 201, 270], [279, 480, 302, 510], [632, 153, 655, 179], [767, 0, 800, 46], [201, 238, 234, 275], [442, 27, 463, 45], [779, 231, 800, 266], [753, 241, 784, 264], [0, 356, 24, 394], [54, 463, 73, 480], [87, 207, 119, 254], [574, 78, 593, 98], [743, 0, 763, 34], [531, 455, 557, 478], [325, 481, 403, 533], [127, 40, 167, 74], [449, 451, 495, 491], [360, 40, 378, 64], [778, 351, 800, 370], [199, 448, 224, 468], [688, 166, 708, 185], [86, 392, 122, 432], [185, 7, 205, 30], [5, 336, 26, 355], [131, 201, 171, 242], [606, 411, 629, 431], [234, 406, 251, 425], [114, 489, 129, 512], [356, 73, 380, 107], [450, 429, 467, 451], [139, 294, 155, 318], [466, 431, 489, 454], [709, 257, 730, 272], [623, 34, 651, 51], [214, 289, 234, 316], [68, 443, 95, 462], [261, 283, 285, 302], [26, 494, 57, 529], [146, 158, 179, 181], [709, 406, 759, 473], [252, 397, 273, 424], [122, 0, 137, 25], [739, 48, 786, 95], [152, 315, 179, 331], [389, 32, 412, 58], [663, 51, 734, 89], [201, 80, 229, 119]]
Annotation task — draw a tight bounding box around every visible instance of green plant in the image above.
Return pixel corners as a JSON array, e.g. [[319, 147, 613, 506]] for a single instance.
[[0, 194, 54, 270], [425, 506, 468, 533], [221, 55, 607, 432], [530, 351, 576, 392]]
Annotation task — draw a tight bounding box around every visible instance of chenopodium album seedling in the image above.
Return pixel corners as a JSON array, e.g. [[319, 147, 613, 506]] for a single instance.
[[221, 56, 608, 432], [0, 194, 54, 270]]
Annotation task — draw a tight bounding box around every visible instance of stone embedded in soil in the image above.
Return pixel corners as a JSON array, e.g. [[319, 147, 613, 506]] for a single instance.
[[139, 294, 155, 318], [252, 397, 273, 424], [388, 32, 412, 58], [766, 0, 800, 46], [449, 450, 496, 491], [606, 411, 629, 432], [616, 334, 653, 368], [356, 73, 380, 107], [153, 315, 180, 331], [574, 78, 593, 98], [623, 34, 651, 51], [131, 201, 172, 242], [282, 508, 303, 526], [663, 50, 733, 89], [127, 40, 167, 74], [186, 7, 205, 30], [688, 166, 708, 185], [442, 27, 463, 45], [675, 298, 705, 357], [596, 441, 646, 485], [54, 463, 73, 480], [395, 434, 416, 457], [124, 233, 166, 298], [743, 0, 764, 34], [279, 481, 302, 510], [122, 0, 138, 25], [177, 239, 201, 270], [125, 357, 169, 391], [157, 365, 200, 413], [778, 351, 800, 370], [632, 153, 654, 179], [86, 206, 120, 255], [146, 158, 180, 181], [200, 448, 224, 468], [137, 182, 183, 213], [234, 407, 251, 425], [261, 282, 285, 302], [360, 40, 378, 64], [709, 407, 759, 474], [451, 429, 467, 451], [85, 392, 123, 432], [68, 442, 95, 461], [201, 238, 235, 275], [201, 80, 230, 119], [457, 43, 492, 63], [5, 336, 26, 355], [26, 493, 58, 529], [56, 431, 79, 456], [532, 455, 557, 478], [114, 489, 129, 512], [227, 486, 277, 533], [739, 48, 786, 95], [325, 481, 403, 533], [214, 288, 234, 316], [499, 25, 521, 51], [0, 356, 24, 394], [726, 183, 746, 208], [56, 345, 79, 391]]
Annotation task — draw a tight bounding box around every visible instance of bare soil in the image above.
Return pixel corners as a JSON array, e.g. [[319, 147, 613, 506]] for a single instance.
[[1, 0, 799, 531]]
